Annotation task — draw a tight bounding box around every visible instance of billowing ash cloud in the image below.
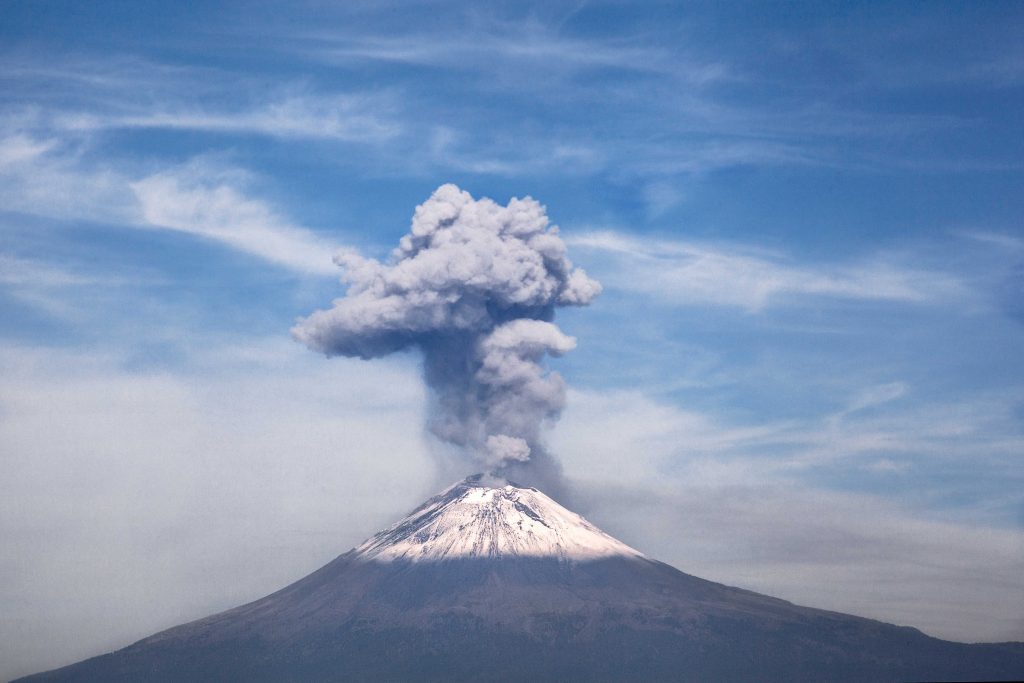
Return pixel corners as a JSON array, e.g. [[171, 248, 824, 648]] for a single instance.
[[293, 184, 600, 483]]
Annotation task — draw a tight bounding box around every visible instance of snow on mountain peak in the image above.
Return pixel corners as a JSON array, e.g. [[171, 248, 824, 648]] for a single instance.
[[354, 475, 645, 563]]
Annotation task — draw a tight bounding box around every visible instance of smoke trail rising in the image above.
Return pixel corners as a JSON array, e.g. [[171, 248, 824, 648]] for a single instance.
[[293, 184, 599, 484]]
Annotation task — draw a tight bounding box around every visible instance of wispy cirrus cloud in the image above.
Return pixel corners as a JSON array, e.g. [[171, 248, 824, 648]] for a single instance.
[[957, 230, 1024, 251], [556, 384, 1024, 505], [299, 16, 728, 84], [0, 132, 136, 225], [0, 253, 109, 287], [0, 251, 153, 322], [55, 93, 401, 143], [0, 133, 58, 165], [276, 10, 996, 181], [0, 39, 981, 192], [569, 230, 968, 310], [4, 56, 402, 143], [130, 166, 340, 276], [552, 384, 1024, 642], [0, 131, 341, 277]]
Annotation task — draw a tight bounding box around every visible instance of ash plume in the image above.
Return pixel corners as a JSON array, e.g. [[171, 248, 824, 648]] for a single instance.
[[293, 184, 599, 486]]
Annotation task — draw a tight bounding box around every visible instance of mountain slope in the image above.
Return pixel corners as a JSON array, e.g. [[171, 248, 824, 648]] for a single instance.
[[16, 476, 1024, 682]]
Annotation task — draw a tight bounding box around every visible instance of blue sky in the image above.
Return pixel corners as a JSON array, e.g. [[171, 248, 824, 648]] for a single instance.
[[1, 1, 1023, 678]]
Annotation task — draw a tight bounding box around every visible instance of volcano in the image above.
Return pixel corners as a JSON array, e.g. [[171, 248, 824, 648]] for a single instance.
[[17, 476, 1024, 682]]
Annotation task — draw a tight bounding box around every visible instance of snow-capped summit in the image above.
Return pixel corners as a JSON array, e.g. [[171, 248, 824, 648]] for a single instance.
[[355, 475, 644, 563]]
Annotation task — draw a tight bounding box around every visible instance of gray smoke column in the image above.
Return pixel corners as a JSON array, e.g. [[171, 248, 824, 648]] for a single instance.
[[293, 184, 600, 484]]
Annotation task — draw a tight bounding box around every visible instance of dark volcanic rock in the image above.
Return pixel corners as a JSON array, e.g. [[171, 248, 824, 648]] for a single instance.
[[17, 477, 1024, 682]]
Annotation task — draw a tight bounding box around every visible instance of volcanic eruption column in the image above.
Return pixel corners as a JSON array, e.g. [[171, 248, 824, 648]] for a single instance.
[[293, 184, 600, 488]]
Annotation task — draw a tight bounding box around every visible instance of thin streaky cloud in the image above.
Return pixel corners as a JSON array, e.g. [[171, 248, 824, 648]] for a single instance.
[[834, 382, 909, 418], [56, 94, 402, 143], [0, 251, 154, 323], [569, 230, 968, 310], [130, 167, 341, 277], [764, 394, 1024, 471], [555, 386, 1024, 567], [559, 383, 1024, 482], [298, 20, 728, 83], [0, 132, 138, 226], [0, 47, 980, 188], [0, 134, 341, 277], [0, 133, 58, 165], [3, 58, 403, 143], [955, 230, 1024, 251], [0, 253, 138, 287]]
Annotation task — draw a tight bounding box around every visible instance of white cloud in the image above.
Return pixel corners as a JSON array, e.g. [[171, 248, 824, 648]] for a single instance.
[[0, 134, 57, 165], [303, 21, 726, 84], [0, 133, 138, 225], [0, 341, 432, 680], [0, 133, 342, 277], [130, 165, 341, 276], [0, 253, 117, 288], [555, 381, 1023, 479], [552, 387, 1024, 643], [956, 229, 1024, 251], [581, 480, 1024, 643], [839, 381, 908, 415], [0, 251, 152, 321], [4, 57, 401, 144], [569, 230, 968, 310], [554, 388, 788, 485], [59, 93, 401, 142]]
